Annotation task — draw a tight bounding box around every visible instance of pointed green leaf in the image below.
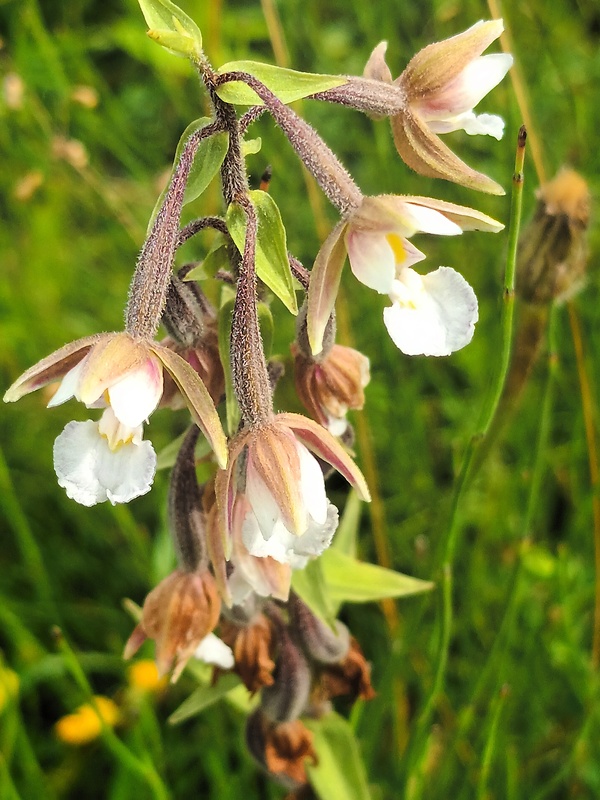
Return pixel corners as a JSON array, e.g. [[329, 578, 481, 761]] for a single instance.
[[168, 673, 244, 725], [137, 0, 202, 54], [242, 137, 262, 157], [291, 559, 336, 629], [148, 118, 228, 232], [305, 713, 372, 800], [320, 548, 433, 608], [217, 287, 240, 437], [333, 490, 362, 558], [226, 190, 298, 314], [216, 61, 347, 106]]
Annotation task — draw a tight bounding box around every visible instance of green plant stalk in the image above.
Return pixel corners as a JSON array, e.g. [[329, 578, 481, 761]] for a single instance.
[[451, 305, 558, 751], [405, 128, 527, 778], [55, 629, 171, 800], [477, 686, 510, 800], [0, 444, 58, 621]]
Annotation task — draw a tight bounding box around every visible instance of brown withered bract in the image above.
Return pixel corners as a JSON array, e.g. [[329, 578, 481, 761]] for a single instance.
[[220, 614, 276, 694], [516, 168, 590, 305], [124, 569, 221, 682]]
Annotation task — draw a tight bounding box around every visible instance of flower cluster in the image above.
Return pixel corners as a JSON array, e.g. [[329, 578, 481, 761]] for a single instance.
[[4, 4, 512, 793]]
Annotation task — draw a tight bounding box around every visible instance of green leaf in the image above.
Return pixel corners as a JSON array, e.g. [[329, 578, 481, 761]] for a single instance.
[[305, 713, 372, 800], [168, 673, 244, 725], [148, 118, 228, 233], [226, 190, 298, 314], [333, 490, 362, 558], [184, 238, 231, 282], [216, 61, 347, 106], [291, 559, 336, 629], [156, 431, 213, 470], [217, 287, 240, 437], [257, 302, 274, 358], [242, 137, 262, 157], [319, 549, 433, 608], [137, 0, 203, 55]]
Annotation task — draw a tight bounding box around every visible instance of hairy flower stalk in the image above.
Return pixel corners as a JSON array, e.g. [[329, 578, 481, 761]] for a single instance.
[[126, 120, 223, 339], [168, 424, 206, 572], [215, 70, 363, 216]]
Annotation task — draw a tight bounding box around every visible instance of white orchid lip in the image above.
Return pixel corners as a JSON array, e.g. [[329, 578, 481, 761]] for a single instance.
[[383, 266, 478, 357], [53, 408, 157, 506]]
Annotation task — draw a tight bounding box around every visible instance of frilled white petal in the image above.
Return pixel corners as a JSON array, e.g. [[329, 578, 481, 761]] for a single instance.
[[383, 266, 478, 356], [428, 111, 505, 140], [53, 418, 157, 506], [419, 54, 513, 120], [242, 503, 338, 568], [194, 634, 234, 669], [107, 356, 163, 428], [47, 358, 87, 408], [346, 229, 397, 293]]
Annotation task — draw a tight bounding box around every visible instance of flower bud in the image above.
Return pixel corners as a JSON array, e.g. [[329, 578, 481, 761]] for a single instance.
[[516, 168, 590, 305], [124, 568, 221, 681], [292, 342, 370, 436]]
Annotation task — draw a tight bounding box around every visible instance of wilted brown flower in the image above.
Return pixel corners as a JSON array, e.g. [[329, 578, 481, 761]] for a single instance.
[[247, 711, 317, 790], [516, 168, 590, 305], [124, 569, 221, 681], [220, 615, 276, 694], [317, 637, 376, 703]]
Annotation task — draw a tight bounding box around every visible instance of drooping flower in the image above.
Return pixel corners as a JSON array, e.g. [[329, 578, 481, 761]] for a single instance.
[[124, 568, 222, 682], [215, 414, 370, 567], [292, 342, 370, 436], [307, 195, 502, 354], [370, 20, 513, 193], [4, 330, 228, 504]]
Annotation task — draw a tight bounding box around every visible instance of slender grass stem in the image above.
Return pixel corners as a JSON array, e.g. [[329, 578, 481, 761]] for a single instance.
[[477, 685, 510, 800], [54, 628, 170, 800], [0, 444, 58, 621], [406, 128, 527, 779], [567, 302, 600, 667]]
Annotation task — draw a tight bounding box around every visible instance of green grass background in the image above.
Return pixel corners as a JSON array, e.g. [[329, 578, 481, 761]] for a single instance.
[[1, 0, 600, 797]]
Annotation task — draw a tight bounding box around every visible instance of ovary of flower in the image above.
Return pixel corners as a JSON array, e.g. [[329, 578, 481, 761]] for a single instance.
[[242, 439, 339, 568], [383, 266, 478, 356], [416, 52, 513, 140], [53, 407, 157, 506]]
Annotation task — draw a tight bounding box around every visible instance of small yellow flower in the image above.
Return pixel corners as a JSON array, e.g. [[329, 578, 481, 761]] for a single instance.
[[0, 666, 19, 714], [127, 659, 168, 694], [54, 696, 120, 746]]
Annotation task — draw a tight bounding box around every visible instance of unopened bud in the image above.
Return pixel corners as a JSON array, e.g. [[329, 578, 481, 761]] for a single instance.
[[517, 168, 590, 305]]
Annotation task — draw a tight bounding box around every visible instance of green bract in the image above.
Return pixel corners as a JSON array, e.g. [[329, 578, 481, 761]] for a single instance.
[[226, 190, 298, 314], [215, 61, 347, 106], [306, 714, 372, 800], [137, 0, 203, 55]]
